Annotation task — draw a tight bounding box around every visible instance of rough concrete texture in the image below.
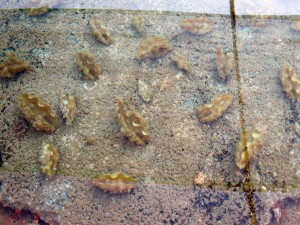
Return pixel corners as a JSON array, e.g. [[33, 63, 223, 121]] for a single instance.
[[0, 3, 299, 225], [236, 15, 300, 225], [1, 0, 231, 14], [1, 0, 299, 15], [0, 171, 253, 224], [254, 191, 300, 225], [234, 0, 300, 16], [0, 203, 38, 225], [0, 9, 240, 187], [236, 16, 300, 192]]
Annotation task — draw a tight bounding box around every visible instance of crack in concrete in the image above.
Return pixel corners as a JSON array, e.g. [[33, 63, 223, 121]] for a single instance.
[[229, 0, 258, 224]]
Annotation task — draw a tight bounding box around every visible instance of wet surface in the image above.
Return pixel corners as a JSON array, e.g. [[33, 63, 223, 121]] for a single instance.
[[0, 0, 299, 224]]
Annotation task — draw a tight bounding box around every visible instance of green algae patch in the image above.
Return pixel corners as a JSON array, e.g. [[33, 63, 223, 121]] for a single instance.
[[137, 36, 172, 60], [236, 129, 263, 169], [0, 51, 30, 79], [197, 93, 233, 123], [60, 93, 77, 125], [118, 99, 150, 145], [25, 0, 59, 16], [92, 172, 137, 194], [280, 62, 300, 102], [90, 18, 114, 45], [18, 93, 61, 132], [40, 142, 59, 177], [76, 51, 101, 80]]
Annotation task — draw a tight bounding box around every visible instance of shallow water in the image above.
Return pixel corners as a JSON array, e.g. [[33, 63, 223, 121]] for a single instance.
[[0, 0, 300, 224]]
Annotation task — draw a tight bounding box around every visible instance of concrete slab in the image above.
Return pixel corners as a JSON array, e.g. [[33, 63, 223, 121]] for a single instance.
[[0, 0, 231, 14], [0, 3, 299, 225]]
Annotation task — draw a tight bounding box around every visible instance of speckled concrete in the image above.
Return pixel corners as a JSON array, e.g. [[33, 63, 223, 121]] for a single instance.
[[1, 0, 299, 15], [1, 0, 231, 14], [0, 1, 299, 225]]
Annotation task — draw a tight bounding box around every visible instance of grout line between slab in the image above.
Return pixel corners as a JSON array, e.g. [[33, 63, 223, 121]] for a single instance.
[[229, 0, 258, 224]]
